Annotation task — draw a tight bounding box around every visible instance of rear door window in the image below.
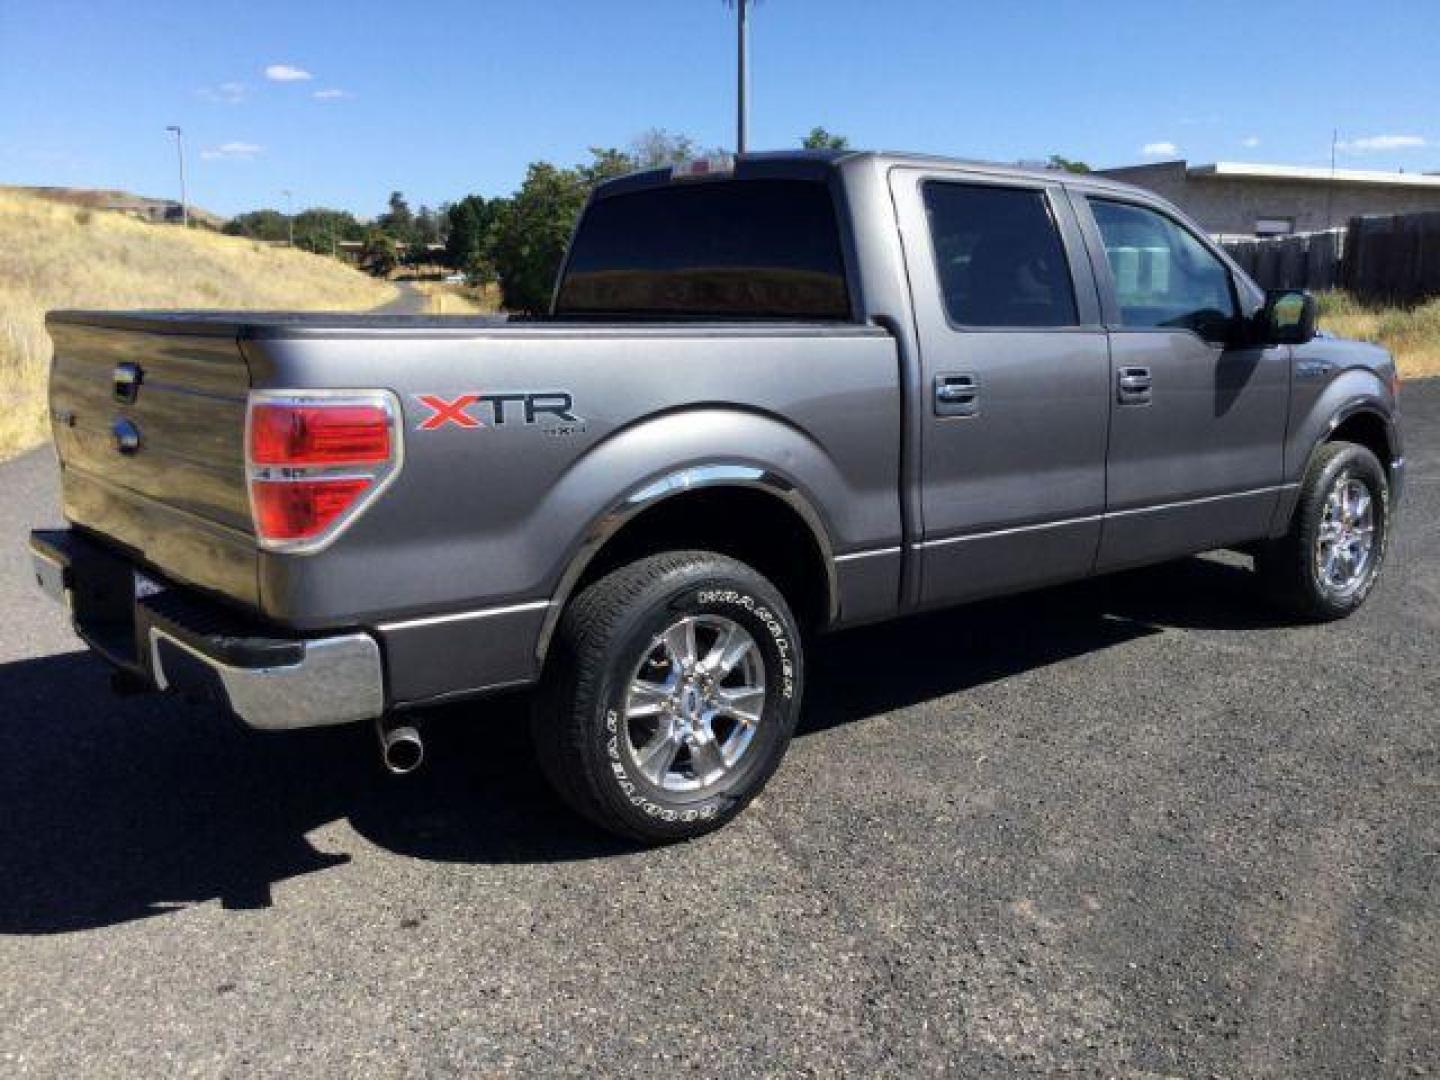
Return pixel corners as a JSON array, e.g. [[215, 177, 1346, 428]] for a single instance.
[[922, 182, 1079, 328]]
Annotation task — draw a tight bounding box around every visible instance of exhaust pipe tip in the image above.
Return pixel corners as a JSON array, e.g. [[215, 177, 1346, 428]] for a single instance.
[[380, 724, 424, 776]]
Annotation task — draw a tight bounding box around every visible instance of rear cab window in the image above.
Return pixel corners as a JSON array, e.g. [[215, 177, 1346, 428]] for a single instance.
[[555, 179, 852, 320]]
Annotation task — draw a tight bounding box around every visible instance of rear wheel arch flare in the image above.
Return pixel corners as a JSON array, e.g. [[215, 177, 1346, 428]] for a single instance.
[[536, 465, 837, 666]]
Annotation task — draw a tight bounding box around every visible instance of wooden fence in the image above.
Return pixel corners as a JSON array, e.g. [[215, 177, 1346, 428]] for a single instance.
[[1341, 211, 1440, 304], [1220, 211, 1440, 304], [1221, 229, 1345, 292]]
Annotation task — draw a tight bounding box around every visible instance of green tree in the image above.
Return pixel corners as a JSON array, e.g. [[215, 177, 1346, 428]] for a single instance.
[[377, 190, 414, 240], [446, 195, 503, 282], [223, 209, 289, 241], [290, 208, 364, 254], [1047, 154, 1092, 174], [802, 126, 849, 150], [359, 229, 398, 278], [581, 147, 639, 185], [406, 205, 442, 274], [490, 162, 590, 312], [412, 205, 442, 247], [629, 128, 699, 168]]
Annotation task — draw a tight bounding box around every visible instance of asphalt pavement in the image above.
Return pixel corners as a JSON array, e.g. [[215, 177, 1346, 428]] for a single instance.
[[1, 384, 1436, 1077], [374, 281, 428, 315]]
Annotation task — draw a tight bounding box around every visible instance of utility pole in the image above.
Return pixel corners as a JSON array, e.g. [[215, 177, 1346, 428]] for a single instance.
[[282, 189, 294, 246], [736, 0, 749, 154], [1326, 129, 1338, 231], [165, 125, 188, 228]]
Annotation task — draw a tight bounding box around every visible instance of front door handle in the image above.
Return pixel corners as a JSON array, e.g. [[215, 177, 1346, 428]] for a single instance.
[[935, 372, 979, 417], [1117, 366, 1152, 405]]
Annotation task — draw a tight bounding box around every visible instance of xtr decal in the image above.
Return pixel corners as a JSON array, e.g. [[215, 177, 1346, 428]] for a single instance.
[[414, 391, 581, 431], [416, 394, 482, 430]]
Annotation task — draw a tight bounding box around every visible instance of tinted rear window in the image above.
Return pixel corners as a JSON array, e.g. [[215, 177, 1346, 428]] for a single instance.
[[555, 179, 851, 319]]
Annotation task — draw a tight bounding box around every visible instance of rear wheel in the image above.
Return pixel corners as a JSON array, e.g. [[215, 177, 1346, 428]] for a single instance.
[[532, 551, 804, 843], [1257, 441, 1389, 620]]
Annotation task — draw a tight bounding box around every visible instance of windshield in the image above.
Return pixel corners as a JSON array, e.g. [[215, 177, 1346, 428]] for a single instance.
[[555, 179, 851, 319]]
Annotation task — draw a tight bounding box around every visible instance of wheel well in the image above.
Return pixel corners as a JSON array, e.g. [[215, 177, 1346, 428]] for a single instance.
[[1329, 411, 1393, 472], [571, 487, 832, 630]]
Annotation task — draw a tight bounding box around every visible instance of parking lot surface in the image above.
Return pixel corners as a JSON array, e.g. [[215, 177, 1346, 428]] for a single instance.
[[1, 384, 1436, 1077]]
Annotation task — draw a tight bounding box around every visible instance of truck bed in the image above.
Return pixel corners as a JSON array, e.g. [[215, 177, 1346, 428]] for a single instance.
[[47, 310, 875, 338], [44, 309, 898, 641]]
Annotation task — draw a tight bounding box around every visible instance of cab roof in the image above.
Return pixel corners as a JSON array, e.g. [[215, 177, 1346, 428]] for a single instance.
[[593, 149, 1148, 200]]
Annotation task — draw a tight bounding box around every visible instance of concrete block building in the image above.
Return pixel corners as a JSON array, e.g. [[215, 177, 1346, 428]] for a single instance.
[[1096, 160, 1440, 238]]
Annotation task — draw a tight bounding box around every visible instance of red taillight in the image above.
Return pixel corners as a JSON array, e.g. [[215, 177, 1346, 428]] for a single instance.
[[250, 403, 391, 465], [245, 393, 400, 551], [251, 478, 371, 540]]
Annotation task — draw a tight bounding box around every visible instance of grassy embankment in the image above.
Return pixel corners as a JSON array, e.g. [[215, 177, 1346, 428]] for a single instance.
[[0, 189, 396, 458], [1317, 291, 1440, 378]]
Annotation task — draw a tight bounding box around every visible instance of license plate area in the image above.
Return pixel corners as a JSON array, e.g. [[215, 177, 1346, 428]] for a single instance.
[[68, 546, 147, 671]]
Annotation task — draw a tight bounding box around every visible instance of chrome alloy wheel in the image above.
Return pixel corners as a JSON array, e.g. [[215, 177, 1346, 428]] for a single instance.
[[1316, 473, 1376, 593], [623, 614, 767, 793]]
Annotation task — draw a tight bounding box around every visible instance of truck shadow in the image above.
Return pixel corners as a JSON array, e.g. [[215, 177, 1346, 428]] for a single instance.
[[0, 553, 1281, 934]]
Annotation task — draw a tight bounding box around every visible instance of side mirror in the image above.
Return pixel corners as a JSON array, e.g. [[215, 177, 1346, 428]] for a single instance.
[[1261, 289, 1317, 345]]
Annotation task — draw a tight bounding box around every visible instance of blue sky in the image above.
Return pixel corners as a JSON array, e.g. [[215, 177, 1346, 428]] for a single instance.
[[2, 0, 1437, 218]]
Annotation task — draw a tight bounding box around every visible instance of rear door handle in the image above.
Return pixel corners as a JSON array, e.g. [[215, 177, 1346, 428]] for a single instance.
[[1117, 366, 1152, 405], [113, 362, 143, 404], [935, 372, 979, 417]]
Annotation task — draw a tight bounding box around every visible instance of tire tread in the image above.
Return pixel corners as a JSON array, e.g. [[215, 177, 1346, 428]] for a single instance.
[[1257, 441, 1387, 621], [532, 550, 793, 842]]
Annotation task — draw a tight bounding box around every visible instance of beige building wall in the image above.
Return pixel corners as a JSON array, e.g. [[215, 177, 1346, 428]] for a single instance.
[[1096, 161, 1440, 236]]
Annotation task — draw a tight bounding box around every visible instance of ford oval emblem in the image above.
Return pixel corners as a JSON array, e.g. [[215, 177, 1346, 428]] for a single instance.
[[112, 417, 141, 454]]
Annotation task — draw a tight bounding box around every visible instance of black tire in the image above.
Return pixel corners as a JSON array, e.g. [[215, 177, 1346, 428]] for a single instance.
[[1257, 440, 1390, 621], [531, 551, 804, 843]]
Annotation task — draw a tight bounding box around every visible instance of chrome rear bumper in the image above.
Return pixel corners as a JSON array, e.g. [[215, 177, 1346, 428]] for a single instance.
[[30, 528, 384, 730]]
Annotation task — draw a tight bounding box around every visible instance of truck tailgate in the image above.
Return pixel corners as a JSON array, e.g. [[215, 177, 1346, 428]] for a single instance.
[[45, 313, 258, 606]]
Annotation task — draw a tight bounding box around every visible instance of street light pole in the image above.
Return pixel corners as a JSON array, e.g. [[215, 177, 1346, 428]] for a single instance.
[[165, 125, 188, 228], [736, 0, 749, 154], [282, 189, 294, 247]]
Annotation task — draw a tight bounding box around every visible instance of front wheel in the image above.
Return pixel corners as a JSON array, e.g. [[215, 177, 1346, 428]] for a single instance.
[[532, 551, 804, 843], [1257, 441, 1390, 620]]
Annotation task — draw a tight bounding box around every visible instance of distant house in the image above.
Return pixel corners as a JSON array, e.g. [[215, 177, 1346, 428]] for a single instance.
[[1095, 160, 1440, 238]]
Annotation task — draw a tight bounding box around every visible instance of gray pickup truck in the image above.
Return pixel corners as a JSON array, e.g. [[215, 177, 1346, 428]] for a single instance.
[[30, 150, 1404, 841]]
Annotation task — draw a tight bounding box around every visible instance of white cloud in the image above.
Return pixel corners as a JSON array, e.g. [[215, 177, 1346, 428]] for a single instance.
[[1336, 134, 1426, 153], [264, 63, 313, 82], [1241, 135, 1261, 149], [197, 81, 248, 104], [312, 88, 352, 100], [1141, 141, 1179, 157], [200, 141, 263, 161]]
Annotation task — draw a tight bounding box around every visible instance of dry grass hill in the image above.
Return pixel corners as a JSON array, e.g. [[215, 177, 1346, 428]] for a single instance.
[[7, 185, 228, 229], [0, 189, 395, 458]]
